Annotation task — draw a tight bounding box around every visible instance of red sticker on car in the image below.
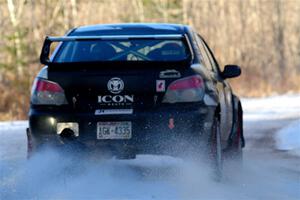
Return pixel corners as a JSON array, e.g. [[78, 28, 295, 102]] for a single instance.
[[156, 80, 165, 92]]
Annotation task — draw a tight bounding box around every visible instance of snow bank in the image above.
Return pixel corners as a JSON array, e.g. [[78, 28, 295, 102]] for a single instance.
[[0, 121, 27, 161], [242, 94, 300, 156], [0, 120, 28, 131], [242, 94, 300, 121], [275, 119, 300, 156]]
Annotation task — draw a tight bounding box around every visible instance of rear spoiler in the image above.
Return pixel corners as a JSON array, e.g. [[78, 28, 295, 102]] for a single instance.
[[40, 34, 188, 65]]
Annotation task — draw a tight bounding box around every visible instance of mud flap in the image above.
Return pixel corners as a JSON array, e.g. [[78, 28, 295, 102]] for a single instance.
[[239, 103, 245, 148], [227, 95, 245, 149], [26, 128, 33, 159]]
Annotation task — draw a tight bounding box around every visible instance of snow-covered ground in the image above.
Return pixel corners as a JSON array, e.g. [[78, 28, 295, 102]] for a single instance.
[[0, 94, 299, 199]]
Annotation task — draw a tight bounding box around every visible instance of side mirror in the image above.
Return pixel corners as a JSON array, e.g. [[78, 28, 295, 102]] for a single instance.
[[221, 65, 241, 79]]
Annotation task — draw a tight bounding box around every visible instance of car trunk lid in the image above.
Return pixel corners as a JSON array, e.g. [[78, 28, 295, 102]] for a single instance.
[[47, 61, 189, 112]]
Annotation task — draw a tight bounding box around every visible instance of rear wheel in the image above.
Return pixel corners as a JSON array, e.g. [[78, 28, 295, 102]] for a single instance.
[[210, 116, 223, 181], [223, 106, 243, 178]]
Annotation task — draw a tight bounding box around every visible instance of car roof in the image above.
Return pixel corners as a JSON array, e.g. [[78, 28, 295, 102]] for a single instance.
[[70, 23, 190, 36]]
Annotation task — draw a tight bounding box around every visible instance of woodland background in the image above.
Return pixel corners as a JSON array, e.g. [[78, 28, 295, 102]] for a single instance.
[[0, 0, 299, 120]]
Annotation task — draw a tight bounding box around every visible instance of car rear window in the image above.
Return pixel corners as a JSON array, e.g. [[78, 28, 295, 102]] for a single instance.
[[54, 39, 190, 62]]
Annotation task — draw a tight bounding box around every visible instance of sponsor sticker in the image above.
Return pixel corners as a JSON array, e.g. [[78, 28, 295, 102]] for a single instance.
[[98, 95, 134, 106], [107, 77, 124, 94], [156, 80, 166, 92], [159, 69, 181, 78], [95, 109, 133, 115]]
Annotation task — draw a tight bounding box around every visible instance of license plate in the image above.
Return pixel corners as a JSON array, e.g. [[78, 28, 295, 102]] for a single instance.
[[97, 121, 132, 139]]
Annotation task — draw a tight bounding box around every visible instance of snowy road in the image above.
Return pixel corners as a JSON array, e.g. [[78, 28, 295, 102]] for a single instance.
[[0, 95, 299, 199]]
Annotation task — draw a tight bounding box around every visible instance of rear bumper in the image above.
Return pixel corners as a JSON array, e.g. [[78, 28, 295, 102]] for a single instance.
[[29, 105, 216, 155]]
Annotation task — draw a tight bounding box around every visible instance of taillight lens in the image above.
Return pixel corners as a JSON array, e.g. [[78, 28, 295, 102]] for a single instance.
[[31, 78, 67, 105], [162, 75, 205, 103]]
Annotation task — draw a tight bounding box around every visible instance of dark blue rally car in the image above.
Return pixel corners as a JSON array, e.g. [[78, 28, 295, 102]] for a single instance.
[[28, 23, 244, 176]]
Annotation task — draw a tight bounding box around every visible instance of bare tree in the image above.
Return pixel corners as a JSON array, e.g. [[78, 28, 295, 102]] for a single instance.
[[6, 0, 25, 77], [1, 0, 300, 120]]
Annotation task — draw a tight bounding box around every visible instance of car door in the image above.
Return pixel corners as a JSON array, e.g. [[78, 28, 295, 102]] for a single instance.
[[196, 35, 234, 147]]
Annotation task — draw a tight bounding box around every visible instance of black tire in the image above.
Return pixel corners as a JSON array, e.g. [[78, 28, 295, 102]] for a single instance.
[[210, 115, 223, 181], [223, 105, 243, 176]]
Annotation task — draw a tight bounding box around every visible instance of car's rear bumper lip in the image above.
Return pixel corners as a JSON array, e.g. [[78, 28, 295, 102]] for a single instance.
[[29, 105, 216, 154]]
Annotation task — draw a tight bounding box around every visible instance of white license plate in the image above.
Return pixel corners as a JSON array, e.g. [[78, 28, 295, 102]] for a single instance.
[[97, 121, 132, 139]]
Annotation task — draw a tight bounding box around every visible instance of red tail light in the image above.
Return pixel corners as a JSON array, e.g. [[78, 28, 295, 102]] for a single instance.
[[169, 75, 203, 90], [163, 75, 205, 103], [31, 78, 67, 105], [35, 79, 64, 92]]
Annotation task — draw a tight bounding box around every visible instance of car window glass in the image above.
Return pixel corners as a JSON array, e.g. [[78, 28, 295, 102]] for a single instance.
[[194, 33, 213, 71], [54, 39, 191, 62], [200, 38, 220, 73]]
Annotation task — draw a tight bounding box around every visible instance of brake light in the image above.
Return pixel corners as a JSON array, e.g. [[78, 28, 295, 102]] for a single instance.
[[162, 75, 205, 103], [31, 78, 67, 105], [169, 75, 203, 90], [35, 79, 63, 92]]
